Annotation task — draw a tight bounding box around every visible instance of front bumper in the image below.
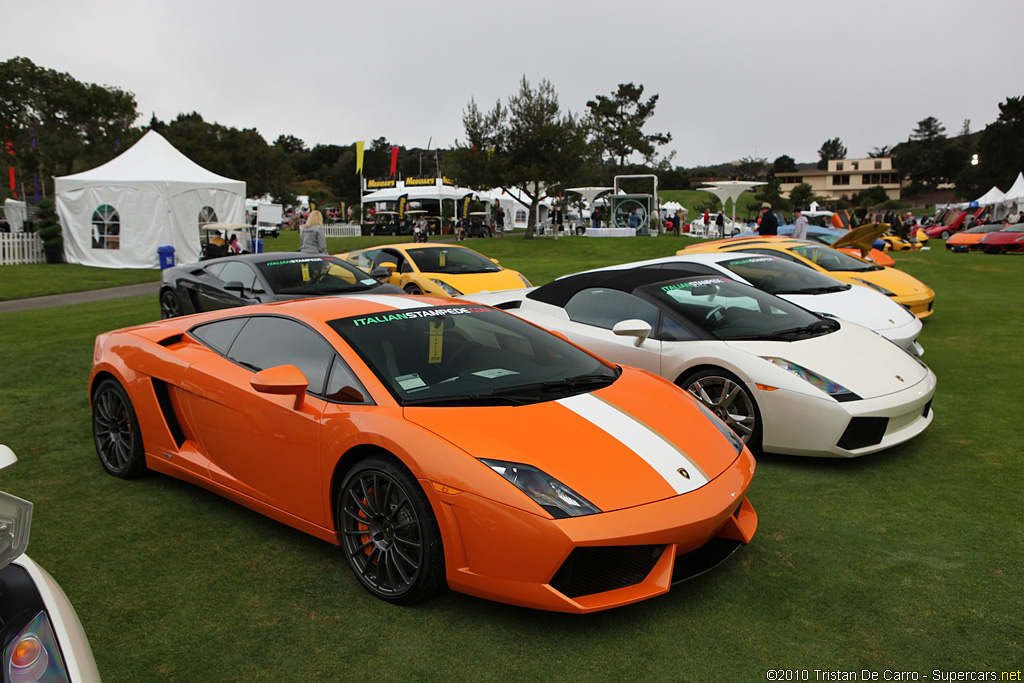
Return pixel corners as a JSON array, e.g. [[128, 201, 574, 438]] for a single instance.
[[425, 450, 757, 613], [894, 291, 935, 319], [757, 371, 937, 457]]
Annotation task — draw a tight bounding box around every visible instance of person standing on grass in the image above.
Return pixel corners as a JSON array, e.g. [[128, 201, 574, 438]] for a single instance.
[[299, 210, 328, 254], [792, 207, 808, 240], [591, 207, 602, 231], [757, 202, 778, 236]]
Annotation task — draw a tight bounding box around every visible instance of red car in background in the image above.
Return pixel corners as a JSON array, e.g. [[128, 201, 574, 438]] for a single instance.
[[978, 223, 1024, 253], [922, 208, 984, 240]]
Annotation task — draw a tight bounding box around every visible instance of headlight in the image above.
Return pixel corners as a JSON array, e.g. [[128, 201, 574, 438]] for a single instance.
[[518, 274, 532, 287], [850, 278, 896, 297], [5, 612, 69, 683], [430, 279, 462, 296], [761, 357, 861, 402], [693, 400, 745, 454], [480, 459, 600, 518]]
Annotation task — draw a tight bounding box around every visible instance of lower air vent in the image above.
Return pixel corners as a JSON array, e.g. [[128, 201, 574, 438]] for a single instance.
[[550, 545, 664, 599], [837, 416, 888, 450]]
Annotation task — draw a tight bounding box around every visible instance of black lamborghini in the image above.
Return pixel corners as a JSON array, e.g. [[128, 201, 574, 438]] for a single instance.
[[159, 252, 404, 318]]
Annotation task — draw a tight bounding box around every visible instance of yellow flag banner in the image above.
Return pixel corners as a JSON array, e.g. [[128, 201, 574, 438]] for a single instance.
[[355, 141, 365, 174]]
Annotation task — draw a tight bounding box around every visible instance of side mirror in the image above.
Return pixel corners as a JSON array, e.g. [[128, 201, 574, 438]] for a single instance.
[[251, 365, 309, 409], [0, 445, 33, 572], [370, 267, 392, 282], [224, 281, 246, 293], [612, 319, 652, 347], [377, 261, 398, 273], [489, 258, 500, 264]]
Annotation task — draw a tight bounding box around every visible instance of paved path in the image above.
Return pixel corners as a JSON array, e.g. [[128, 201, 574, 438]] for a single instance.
[[0, 281, 160, 313]]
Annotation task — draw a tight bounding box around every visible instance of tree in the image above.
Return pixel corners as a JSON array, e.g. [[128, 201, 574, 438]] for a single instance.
[[857, 185, 889, 207], [585, 83, 671, 175], [817, 138, 847, 170], [735, 156, 767, 180], [0, 57, 137, 197], [273, 134, 307, 155], [453, 77, 588, 239], [969, 95, 1024, 192], [788, 183, 815, 208], [869, 145, 893, 158], [910, 116, 946, 142], [34, 197, 63, 262], [773, 155, 797, 173]]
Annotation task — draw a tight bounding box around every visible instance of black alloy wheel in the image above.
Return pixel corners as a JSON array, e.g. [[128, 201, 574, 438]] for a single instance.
[[92, 378, 147, 478], [160, 289, 182, 319], [337, 456, 445, 604]]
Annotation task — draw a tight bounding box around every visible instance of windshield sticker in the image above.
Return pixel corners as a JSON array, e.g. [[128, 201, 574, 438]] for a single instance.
[[265, 256, 331, 267], [350, 306, 490, 327], [726, 258, 774, 265], [396, 373, 427, 391], [428, 320, 444, 364], [359, 278, 377, 285], [661, 278, 725, 292], [301, 263, 311, 281], [472, 368, 519, 379]]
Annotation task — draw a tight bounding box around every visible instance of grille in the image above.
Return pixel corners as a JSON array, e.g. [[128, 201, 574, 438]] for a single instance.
[[922, 399, 933, 418], [550, 545, 665, 599], [837, 416, 889, 450]]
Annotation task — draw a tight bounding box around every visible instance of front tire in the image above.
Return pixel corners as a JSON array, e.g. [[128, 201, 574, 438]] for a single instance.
[[680, 369, 762, 452], [337, 456, 445, 604], [92, 378, 147, 479], [940, 230, 951, 240], [404, 283, 423, 295]]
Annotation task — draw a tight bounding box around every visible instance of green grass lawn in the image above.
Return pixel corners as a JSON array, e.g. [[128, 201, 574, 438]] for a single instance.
[[0, 239, 1021, 680]]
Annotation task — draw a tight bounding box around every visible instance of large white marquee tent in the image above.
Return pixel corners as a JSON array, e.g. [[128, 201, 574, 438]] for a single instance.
[[55, 131, 246, 268]]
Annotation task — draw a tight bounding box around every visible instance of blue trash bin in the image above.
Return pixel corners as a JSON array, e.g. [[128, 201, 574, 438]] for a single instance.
[[157, 245, 175, 269], [253, 238, 263, 253]]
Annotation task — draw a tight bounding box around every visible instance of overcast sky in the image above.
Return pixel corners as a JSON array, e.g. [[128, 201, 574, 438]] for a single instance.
[[4, 0, 1020, 168]]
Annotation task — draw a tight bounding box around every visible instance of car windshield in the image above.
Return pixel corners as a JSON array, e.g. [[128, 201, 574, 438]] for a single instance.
[[965, 224, 1003, 234], [999, 224, 1024, 233], [717, 256, 851, 295], [330, 305, 619, 406], [642, 276, 837, 341], [406, 247, 502, 274], [789, 243, 883, 272], [256, 256, 381, 295]]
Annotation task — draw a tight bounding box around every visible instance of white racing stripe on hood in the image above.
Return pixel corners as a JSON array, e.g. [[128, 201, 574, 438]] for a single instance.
[[345, 295, 434, 310], [557, 393, 709, 495]]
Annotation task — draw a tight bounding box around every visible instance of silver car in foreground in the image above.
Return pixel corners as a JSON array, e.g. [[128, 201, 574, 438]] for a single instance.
[[1, 444, 101, 682]]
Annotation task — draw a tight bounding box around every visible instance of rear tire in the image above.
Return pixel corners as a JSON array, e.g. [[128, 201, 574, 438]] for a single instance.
[[92, 378, 148, 479], [679, 368, 762, 452], [160, 289, 182, 319], [940, 230, 951, 240], [337, 456, 445, 605]]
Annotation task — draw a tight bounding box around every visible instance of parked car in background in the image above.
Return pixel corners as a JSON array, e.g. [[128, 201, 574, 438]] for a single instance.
[[682, 238, 936, 318], [586, 252, 924, 356], [159, 252, 403, 318], [466, 266, 935, 458], [978, 223, 1024, 253], [335, 243, 531, 296], [946, 223, 1007, 251], [1, 444, 101, 681]]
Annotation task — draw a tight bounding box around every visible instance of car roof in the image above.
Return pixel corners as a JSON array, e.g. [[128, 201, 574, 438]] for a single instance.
[[527, 265, 723, 307]]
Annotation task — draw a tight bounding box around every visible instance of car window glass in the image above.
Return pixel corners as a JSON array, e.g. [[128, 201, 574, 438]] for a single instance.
[[371, 250, 402, 271], [735, 248, 806, 266], [348, 249, 378, 271], [218, 261, 259, 290], [325, 356, 371, 404], [565, 288, 659, 330], [191, 318, 246, 354], [205, 263, 226, 278], [227, 316, 335, 395], [656, 313, 697, 341]]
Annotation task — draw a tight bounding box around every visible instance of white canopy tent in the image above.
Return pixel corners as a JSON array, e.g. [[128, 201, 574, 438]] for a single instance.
[[3, 199, 26, 232], [55, 131, 245, 268], [1000, 172, 1024, 207], [974, 186, 1005, 206]]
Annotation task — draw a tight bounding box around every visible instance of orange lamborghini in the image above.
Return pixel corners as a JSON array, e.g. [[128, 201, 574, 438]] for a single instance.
[[89, 295, 757, 613]]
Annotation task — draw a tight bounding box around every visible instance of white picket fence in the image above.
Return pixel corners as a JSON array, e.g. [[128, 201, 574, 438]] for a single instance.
[[0, 233, 45, 265], [324, 223, 363, 238]]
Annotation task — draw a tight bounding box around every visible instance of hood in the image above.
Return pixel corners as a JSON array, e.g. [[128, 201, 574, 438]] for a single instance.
[[403, 369, 744, 513], [727, 322, 930, 399], [781, 286, 918, 333], [425, 269, 528, 295], [853, 268, 933, 297]]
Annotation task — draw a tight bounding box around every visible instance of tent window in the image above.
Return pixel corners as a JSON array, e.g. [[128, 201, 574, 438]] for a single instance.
[[199, 206, 218, 227], [91, 204, 120, 250], [515, 210, 527, 222]]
